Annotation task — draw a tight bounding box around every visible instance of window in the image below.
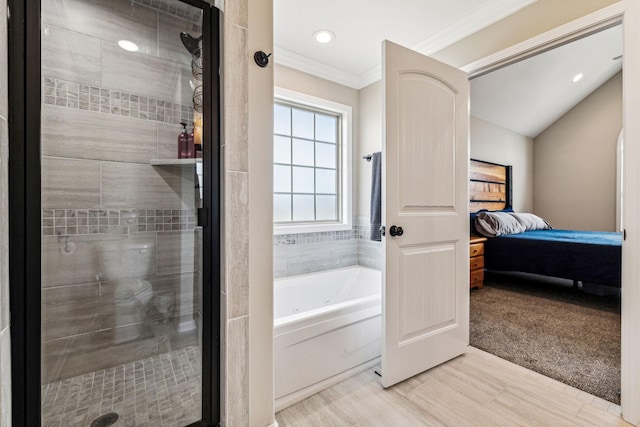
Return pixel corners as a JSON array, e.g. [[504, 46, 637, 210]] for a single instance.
[[273, 88, 352, 234]]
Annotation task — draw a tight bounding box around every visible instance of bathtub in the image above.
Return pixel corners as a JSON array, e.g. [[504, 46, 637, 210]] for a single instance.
[[274, 266, 382, 410]]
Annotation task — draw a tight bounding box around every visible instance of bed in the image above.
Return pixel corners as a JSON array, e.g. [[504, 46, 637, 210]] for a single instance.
[[470, 159, 622, 288]]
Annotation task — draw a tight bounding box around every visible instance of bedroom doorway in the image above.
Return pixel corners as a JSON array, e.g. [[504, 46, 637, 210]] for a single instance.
[[467, 20, 623, 406]]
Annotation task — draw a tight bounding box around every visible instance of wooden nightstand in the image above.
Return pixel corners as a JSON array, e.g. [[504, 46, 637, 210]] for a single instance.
[[470, 236, 487, 289]]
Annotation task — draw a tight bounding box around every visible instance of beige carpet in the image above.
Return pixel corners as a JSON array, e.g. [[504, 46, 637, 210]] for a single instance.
[[470, 272, 621, 404]]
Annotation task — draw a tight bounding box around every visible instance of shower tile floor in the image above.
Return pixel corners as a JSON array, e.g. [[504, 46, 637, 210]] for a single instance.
[[41, 346, 201, 427]]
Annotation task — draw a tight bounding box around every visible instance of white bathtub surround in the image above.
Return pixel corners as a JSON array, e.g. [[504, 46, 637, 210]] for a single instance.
[[274, 266, 382, 410]]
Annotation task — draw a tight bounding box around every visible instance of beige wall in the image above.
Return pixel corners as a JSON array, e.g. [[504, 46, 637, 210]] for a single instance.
[[275, 64, 360, 110], [358, 81, 382, 219], [470, 117, 534, 213], [534, 72, 622, 231]]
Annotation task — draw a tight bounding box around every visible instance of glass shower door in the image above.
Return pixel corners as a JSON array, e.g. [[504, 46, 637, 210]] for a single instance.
[[38, 1, 213, 425]]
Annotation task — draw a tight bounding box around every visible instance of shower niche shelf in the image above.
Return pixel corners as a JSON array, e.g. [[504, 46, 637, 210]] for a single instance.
[[150, 158, 202, 166]]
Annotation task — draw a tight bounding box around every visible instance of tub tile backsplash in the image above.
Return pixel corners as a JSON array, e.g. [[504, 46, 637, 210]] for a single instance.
[[286, 242, 342, 276], [274, 218, 382, 277], [273, 245, 288, 278], [358, 240, 383, 270], [338, 240, 359, 267]]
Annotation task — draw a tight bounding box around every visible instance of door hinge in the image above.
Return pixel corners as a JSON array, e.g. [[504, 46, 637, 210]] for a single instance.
[[623, 229, 627, 240], [197, 207, 208, 227]]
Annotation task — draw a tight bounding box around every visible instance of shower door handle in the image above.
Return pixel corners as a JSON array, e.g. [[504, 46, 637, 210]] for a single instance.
[[197, 207, 208, 227], [389, 225, 403, 237]]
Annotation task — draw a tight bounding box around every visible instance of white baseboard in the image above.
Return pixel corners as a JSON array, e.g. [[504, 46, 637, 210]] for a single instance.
[[274, 356, 381, 412], [266, 421, 279, 427]]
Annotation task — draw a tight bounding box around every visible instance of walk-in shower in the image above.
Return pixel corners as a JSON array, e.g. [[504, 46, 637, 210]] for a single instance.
[[8, 0, 220, 426]]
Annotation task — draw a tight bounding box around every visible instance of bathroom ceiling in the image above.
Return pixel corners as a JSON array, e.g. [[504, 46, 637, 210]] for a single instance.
[[274, 0, 537, 89]]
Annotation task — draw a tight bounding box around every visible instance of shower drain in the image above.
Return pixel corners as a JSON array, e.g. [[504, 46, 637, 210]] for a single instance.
[[90, 412, 119, 427]]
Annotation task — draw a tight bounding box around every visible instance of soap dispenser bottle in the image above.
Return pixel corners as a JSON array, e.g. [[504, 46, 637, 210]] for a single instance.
[[178, 122, 189, 159]]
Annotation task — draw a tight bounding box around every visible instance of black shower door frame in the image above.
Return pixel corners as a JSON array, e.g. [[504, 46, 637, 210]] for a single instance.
[[7, 0, 221, 425]]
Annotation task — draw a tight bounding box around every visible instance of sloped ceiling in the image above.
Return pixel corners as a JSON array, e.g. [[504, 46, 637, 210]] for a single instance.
[[470, 25, 623, 138]]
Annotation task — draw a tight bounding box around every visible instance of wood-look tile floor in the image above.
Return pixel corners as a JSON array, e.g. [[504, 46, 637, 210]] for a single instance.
[[276, 347, 630, 427]]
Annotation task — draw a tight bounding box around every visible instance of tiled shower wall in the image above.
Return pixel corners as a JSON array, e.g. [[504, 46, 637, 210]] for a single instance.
[[40, 0, 203, 384], [273, 217, 382, 278]]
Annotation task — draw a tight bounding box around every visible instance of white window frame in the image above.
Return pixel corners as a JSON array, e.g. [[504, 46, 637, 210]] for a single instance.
[[273, 87, 352, 235]]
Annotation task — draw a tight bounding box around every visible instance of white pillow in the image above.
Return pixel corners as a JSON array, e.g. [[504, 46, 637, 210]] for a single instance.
[[509, 213, 552, 231], [475, 212, 526, 238]]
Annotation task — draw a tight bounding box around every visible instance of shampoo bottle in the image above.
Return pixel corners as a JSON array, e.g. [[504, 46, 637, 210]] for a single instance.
[[178, 122, 189, 159]]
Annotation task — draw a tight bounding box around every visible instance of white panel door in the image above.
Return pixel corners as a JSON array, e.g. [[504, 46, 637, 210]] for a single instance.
[[381, 40, 469, 388]]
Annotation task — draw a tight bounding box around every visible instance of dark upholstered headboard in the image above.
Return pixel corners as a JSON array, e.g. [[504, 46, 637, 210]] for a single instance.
[[469, 159, 512, 213]]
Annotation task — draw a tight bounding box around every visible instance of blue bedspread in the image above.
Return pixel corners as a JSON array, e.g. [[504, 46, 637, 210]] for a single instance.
[[499, 229, 622, 245], [484, 229, 622, 287]]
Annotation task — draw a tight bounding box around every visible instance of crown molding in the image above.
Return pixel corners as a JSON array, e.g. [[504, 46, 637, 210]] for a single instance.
[[357, 66, 382, 89], [273, 46, 361, 89], [412, 0, 537, 57]]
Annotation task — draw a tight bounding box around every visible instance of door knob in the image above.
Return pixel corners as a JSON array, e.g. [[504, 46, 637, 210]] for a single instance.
[[389, 225, 404, 236]]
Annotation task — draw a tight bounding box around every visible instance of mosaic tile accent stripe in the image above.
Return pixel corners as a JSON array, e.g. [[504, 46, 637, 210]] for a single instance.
[[42, 208, 197, 236], [132, 0, 203, 22], [274, 218, 377, 246], [42, 77, 193, 125], [355, 224, 376, 240], [41, 346, 201, 427], [274, 229, 357, 246]]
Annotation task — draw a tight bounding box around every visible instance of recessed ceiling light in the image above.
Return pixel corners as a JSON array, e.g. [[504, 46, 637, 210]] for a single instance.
[[118, 40, 139, 52], [572, 73, 584, 83], [313, 30, 335, 44]]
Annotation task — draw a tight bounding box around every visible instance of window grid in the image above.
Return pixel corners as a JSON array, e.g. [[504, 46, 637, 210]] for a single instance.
[[274, 101, 340, 224]]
